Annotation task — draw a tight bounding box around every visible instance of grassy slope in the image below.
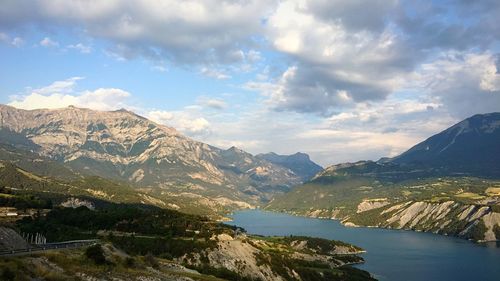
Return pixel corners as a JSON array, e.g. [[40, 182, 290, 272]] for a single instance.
[[0, 160, 231, 218], [266, 176, 500, 240]]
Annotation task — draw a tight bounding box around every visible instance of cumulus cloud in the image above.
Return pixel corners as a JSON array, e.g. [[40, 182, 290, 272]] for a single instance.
[[262, 0, 417, 115], [413, 52, 500, 118], [2, 1, 498, 118], [8, 77, 131, 111], [0, 0, 271, 65], [148, 109, 212, 137], [39, 37, 59, 47], [2, 1, 500, 165], [258, 0, 500, 117]]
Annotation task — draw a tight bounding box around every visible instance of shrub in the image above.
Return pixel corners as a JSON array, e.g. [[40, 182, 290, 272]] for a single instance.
[[144, 252, 159, 268], [85, 244, 106, 265], [1, 268, 15, 281], [467, 221, 487, 241], [124, 257, 136, 268], [494, 224, 500, 239]]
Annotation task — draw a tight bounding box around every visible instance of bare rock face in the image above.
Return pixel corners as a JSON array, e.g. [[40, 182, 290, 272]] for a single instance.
[[355, 200, 500, 242], [60, 198, 95, 210], [0, 105, 300, 203], [357, 198, 390, 213]]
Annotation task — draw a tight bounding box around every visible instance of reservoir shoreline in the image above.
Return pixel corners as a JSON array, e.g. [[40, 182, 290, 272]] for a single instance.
[[229, 209, 500, 281]]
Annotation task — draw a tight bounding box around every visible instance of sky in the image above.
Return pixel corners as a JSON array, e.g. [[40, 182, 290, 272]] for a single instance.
[[0, 0, 499, 166]]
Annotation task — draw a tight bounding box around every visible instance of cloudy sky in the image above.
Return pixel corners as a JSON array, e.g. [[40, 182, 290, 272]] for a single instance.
[[1, 0, 499, 166]]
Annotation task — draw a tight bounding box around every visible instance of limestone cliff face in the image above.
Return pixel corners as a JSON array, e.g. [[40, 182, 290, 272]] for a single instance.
[[0, 105, 300, 202], [348, 200, 500, 242]]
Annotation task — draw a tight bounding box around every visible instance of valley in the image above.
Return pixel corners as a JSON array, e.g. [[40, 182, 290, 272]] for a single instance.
[[266, 113, 500, 242], [0, 105, 499, 281], [2, 1, 499, 280]]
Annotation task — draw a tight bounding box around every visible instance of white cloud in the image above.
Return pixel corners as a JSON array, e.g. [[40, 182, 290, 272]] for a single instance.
[[0, 32, 24, 47], [31, 77, 83, 95], [148, 110, 174, 123], [11, 37, 23, 47], [200, 67, 231, 80], [40, 37, 59, 48], [1, 0, 272, 65], [67, 43, 92, 53], [413, 52, 500, 118], [262, 0, 414, 115], [2, 1, 500, 166], [148, 109, 211, 137], [9, 93, 80, 110], [197, 97, 227, 110], [8, 77, 131, 111]]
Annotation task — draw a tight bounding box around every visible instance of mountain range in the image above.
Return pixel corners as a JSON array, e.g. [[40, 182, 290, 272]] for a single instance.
[[1, 103, 499, 241], [0, 104, 324, 211]]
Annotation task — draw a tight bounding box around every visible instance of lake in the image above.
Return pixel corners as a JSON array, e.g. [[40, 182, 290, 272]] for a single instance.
[[228, 210, 500, 281]]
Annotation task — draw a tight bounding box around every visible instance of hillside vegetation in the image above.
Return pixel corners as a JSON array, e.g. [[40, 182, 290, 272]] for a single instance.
[[2, 201, 373, 281]]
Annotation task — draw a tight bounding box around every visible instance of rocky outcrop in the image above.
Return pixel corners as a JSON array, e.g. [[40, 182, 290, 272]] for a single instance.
[[348, 200, 500, 241], [357, 198, 390, 213], [179, 234, 368, 281], [481, 212, 500, 241], [60, 198, 95, 210]]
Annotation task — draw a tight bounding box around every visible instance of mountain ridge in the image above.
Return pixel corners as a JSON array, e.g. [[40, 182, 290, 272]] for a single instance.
[[0, 104, 301, 205], [390, 112, 500, 175], [257, 152, 323, 181]]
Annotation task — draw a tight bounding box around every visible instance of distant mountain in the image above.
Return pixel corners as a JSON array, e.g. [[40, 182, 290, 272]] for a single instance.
[[390, 112, 500, 175], [0, 104, 300, 204], [311, 113, 500, 181], [257, 152, 323, 181]]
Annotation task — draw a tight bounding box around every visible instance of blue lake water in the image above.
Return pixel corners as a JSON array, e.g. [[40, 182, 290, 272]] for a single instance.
[[228, 210, 500, 281]]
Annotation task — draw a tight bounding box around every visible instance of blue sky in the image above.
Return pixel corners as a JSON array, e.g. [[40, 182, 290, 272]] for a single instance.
[[1, 0, 499, 166]]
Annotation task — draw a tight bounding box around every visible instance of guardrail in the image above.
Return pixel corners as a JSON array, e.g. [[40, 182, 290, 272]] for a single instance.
[[0, 239, 99, 256]]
